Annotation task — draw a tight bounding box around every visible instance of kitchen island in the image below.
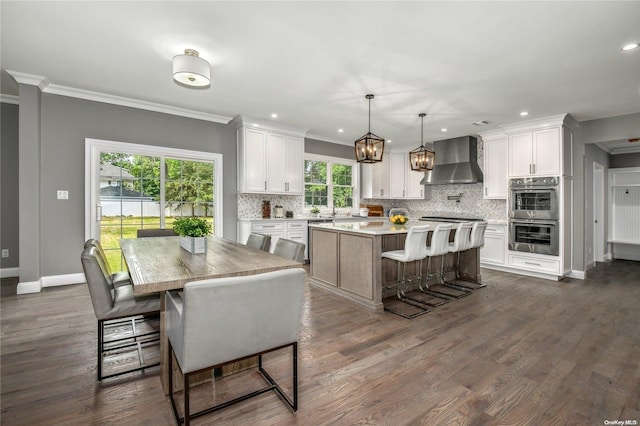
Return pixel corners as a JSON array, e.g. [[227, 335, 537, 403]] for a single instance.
[[308, 220, 481, 311]]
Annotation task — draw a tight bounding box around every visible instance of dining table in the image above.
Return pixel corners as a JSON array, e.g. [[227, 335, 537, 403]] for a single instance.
[[120, 235, 303, 394]]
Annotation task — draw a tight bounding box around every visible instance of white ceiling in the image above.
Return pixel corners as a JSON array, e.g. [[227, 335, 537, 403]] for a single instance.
[[2, 1, 639, 152]]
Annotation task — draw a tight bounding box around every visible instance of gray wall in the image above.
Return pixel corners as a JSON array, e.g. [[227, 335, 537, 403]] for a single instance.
[[1, 102, 19, 269], [579, 112, 640, 144], [304, 137, 354, 159], [610, 153, 640, 168], [21, 91, 236, 277]]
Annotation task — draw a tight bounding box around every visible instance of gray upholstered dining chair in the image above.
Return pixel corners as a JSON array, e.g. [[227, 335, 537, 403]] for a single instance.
[[81, 246, 161, 381], [272, 238, 305, 263], [84, 239, 130, 288], [136, 228, 178, 237], [245, 232, 271, 251], [166, 268, 306, 425]]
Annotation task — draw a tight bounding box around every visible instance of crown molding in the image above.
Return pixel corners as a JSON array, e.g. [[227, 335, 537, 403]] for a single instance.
[[595, 142, 613, 154], [6, 70, 50, 90], [610, 145, 640, 155], [0, 94, 19, 105], [44, 84, 232, 124], [232, 114, 308, 136], [500, 113, 569, 134], [476, 128, 506, 141], [4, 71, 232, 124]]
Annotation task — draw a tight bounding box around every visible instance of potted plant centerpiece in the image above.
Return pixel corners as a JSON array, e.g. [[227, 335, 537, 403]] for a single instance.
[[172, 217, 212, 254], [310, 206, 320, 218]]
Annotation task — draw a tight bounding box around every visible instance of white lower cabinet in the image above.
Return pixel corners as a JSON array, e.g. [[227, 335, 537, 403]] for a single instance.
[[238, 219, 308, 260], [508, 253, 560, 275], [480, 224, 506, 265]]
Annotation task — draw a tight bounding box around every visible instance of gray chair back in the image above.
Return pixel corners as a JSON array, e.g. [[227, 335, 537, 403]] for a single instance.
[[81, 246, 159, 321], [245, 233, 271, 251], [273, 238, 305, 263], [84, 239, 112, 275], [167, 268, 306, 374], [81, 246, 115, 320], [137, 228, 177, 238]]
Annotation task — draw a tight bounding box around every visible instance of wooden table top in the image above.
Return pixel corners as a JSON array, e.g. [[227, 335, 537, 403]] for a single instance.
[[121, 236, 302, 295]]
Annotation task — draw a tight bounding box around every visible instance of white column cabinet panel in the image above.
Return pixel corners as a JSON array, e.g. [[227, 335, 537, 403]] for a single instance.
[[285, 136, 304, 193], [483, 137, 508, 199], [267, 132, 287, 193]]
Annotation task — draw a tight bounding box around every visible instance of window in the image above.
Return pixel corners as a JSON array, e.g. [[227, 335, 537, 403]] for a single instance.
[[304, 154, 357, 211], [86, 139, 222, 270]]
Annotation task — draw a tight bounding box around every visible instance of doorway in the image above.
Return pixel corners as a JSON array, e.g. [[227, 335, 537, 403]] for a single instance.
[[593, 162, 605, 263], [85, 138, 223, 270]]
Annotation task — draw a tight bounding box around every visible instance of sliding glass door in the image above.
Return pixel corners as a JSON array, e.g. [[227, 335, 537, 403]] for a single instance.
[[86, 139, 222, 270]]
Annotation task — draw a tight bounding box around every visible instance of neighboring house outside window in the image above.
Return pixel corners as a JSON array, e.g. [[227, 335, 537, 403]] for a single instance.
[[304, 154, 358, 213]]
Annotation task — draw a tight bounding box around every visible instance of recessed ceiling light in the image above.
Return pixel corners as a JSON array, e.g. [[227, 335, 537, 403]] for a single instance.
[[338, 129, 344, 133], [520, 111, 529, 116], [387, 140, 392, 143], [441, 128, 447, 132], [271, 113, 278, 118], [621, 42, 639, 51]]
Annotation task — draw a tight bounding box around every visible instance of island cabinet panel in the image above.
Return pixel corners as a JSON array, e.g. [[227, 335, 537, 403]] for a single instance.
[[310, 229, 338, 286], [339, 234, 373, 299]]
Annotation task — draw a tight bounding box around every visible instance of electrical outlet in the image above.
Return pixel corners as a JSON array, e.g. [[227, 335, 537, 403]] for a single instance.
[[1, 249, 9, 258], [57, 190, 69, 200]]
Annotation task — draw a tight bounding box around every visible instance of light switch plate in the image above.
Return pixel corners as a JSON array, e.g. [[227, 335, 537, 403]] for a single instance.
[[57, 190, 69, 200], [1, 249, 8, 258]]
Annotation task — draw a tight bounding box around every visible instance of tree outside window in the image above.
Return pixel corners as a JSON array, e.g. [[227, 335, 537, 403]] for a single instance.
[[305, 157, 356, 210]]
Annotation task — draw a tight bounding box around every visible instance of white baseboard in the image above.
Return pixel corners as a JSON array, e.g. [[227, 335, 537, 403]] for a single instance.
[[17, 272, 85, 294], [17, 280, 42, 294], [568, 270, 586, 280], [41, 273, 85, 288], [1, 267, 19, 278]]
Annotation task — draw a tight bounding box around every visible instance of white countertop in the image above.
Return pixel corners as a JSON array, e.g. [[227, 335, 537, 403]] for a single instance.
[[309, 219, 467, 235]]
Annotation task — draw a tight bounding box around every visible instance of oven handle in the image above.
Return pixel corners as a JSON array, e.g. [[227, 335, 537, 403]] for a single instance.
[[509, 186, 558, 191], [510, 219, 558, 226]]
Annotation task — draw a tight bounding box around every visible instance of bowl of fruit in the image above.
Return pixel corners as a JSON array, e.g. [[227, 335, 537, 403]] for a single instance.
[[389, 214, 408, 225]]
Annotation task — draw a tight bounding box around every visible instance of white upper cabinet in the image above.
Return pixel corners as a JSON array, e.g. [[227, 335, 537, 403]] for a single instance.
[[389, 153, 406, 198], [240, 127, 268, 192], [362, 153, 426, 200], [502, 115, 572, 177], [479, 130, 508, 199], [236, 117, 305, 194], [360, 160, 390, 199]]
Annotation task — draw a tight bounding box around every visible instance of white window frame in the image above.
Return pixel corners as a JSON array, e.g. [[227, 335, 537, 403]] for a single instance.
[[304, 153, 359, 213], [85, 138, 223, 240]]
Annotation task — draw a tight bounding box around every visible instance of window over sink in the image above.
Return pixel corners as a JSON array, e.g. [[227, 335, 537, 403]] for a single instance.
[[304, 154, 358, 212]]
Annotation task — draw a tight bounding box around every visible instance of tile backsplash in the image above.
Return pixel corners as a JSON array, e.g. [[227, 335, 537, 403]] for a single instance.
[[238, 194, 305, 218], [363, 184, 507, 220]]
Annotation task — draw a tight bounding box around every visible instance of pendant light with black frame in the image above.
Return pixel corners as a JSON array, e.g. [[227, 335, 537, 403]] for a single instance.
[[409, 113, 435, 171], [354, 94, 385, 163]]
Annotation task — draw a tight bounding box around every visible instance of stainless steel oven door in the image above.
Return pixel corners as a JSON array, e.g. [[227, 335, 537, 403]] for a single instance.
[[509, 187, 559, 220], [509, 219, 559, 256]]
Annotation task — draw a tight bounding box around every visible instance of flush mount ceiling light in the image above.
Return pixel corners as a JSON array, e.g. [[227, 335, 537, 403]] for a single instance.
[[409, 113, 436, 171], [354, 94, 385, 163], [173, 49, 210, 88]]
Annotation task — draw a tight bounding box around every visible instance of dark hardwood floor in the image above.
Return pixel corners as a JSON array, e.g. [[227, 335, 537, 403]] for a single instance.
[[1, 261, 639, 425]]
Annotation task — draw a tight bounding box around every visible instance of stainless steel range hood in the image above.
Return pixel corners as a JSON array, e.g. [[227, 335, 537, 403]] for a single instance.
[[420, 135, 484, 185]]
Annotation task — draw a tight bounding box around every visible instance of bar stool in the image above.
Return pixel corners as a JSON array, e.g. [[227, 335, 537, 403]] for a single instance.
[[441, 222, 475, 296], [455, 221, 488, 289], [420, 224, 470, 299], [381, 225, 431, 318]]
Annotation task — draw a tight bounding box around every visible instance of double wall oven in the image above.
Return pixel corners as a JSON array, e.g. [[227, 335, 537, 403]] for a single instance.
[[508, 176, 559, 256]]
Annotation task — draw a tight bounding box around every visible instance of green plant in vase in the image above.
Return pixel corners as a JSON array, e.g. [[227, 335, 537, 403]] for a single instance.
[[173, 217, 212, 253]]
